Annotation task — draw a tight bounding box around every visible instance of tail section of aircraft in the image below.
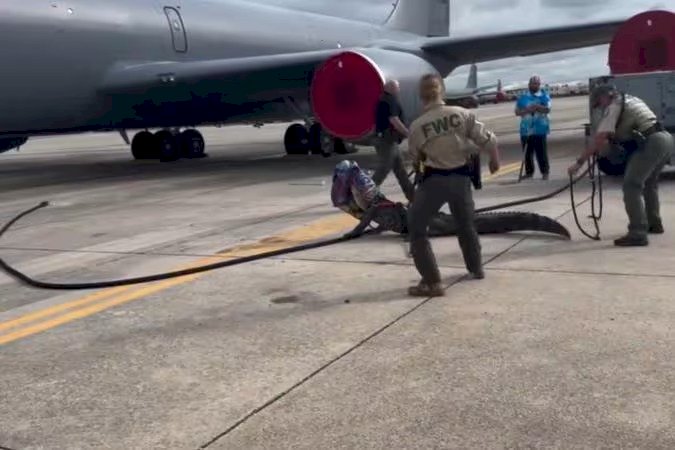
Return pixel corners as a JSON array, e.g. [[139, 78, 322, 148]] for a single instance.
[[466, 63, 477, 90], [383, 0, 450, 37]]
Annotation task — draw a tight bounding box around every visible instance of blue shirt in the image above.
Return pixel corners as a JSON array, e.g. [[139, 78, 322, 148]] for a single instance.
[[516, 90, 551, 136]]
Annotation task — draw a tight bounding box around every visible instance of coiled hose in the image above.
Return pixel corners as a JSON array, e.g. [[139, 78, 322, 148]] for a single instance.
[[0, 164, 601, 291], [569, 154, 603, 240]]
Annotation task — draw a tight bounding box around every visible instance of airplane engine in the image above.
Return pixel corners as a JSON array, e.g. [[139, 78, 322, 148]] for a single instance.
[[608, 9, 675, 74], [310, 49, 440, 143], [0, 136, 28, 153]]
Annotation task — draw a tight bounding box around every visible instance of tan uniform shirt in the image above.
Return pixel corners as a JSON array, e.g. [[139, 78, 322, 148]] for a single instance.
[[408, 103, 497, 170], [595, 97, 623, 134], [595, 94, 657, 141]]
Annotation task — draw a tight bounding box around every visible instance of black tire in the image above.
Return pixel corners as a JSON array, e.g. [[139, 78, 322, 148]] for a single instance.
[[333, 138, 347, 154], [284, 124, 309, 155], [597, 155, 626, 176], [155, 130, 180, 162], [180, 129, 207, 158], [334, 138, 358, 154], [308, 123, 323, 155], [131, 131, 158, 159]]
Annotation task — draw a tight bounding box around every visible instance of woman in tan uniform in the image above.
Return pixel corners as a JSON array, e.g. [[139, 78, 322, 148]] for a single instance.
[[406, 74, 501, 297]]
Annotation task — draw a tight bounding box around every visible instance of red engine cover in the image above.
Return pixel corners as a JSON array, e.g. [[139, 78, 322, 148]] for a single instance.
[[310, 51, 385, 140], [608, 10, 675, 74]]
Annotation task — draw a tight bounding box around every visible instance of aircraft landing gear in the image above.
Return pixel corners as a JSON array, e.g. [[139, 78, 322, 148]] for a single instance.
[[284, 123, 311, 155], [180, 128, 206, 159], [129, 128, 206, 161], [131, 131, 157, 160], [283, 122, 357, 157]]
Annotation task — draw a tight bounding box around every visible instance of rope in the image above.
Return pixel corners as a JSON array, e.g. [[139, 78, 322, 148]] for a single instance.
[[569, 154, 603, 240], [0, 158, 603, 291]]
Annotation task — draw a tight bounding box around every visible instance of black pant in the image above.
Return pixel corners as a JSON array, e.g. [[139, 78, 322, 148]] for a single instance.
[[520, 134, 549, 176], [372, 134, 415, 202], [407, 174, 482, 284]]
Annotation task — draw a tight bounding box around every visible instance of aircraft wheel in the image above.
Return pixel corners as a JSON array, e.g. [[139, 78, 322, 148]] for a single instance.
[[319, 130, 335, 158], [131, 131, 158, 160], [284, 123, 310, 155], [308, 123, 324, 155], [180, 129, 207, 159], [156, 130, 181, 162], [333, 138, 347, 154], [333, 138, 358, 155]]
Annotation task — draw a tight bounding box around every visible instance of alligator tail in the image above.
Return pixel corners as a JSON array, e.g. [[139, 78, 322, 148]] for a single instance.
[[429, 211, 570, 239], [474, 212, 571, 238]]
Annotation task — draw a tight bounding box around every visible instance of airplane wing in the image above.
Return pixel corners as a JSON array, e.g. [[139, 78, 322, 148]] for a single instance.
[[101, 18, 623, 97], [97, 19, 624, 131], [100, 18, 623, 97], [98, 49, 343, 99], [421, 19, 623, 68]]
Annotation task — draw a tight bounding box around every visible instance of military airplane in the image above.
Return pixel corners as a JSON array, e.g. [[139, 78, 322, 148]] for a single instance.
[[444, 64, 480, 108], [0, 0, 627, 161]]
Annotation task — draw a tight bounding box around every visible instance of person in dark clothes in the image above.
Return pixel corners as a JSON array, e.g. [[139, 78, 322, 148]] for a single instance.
[[372, 79, 416, 203]]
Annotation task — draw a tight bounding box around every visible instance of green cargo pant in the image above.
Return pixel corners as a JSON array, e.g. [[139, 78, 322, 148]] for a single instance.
[[372, 132, 415, 203], [623, 130, 674, 237], [407, 174, 482, 284]]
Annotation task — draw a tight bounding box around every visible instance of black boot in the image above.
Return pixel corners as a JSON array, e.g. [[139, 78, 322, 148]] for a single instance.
[[614, 234, 649, 246], [648, 221, 664, 234], [469, 269, 485, 280]]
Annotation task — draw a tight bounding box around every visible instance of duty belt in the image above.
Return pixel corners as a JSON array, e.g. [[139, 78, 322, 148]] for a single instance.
[[616, 122, 665, 150], [422, 165, 471, 181], [642, 122, 665, 137]]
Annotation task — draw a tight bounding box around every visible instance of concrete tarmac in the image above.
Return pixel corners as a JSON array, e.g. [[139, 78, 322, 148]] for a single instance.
[[1, 96, 675, 449]]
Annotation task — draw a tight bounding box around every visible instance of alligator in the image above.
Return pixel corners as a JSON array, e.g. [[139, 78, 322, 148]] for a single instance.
[[331, 160, 570, 239]]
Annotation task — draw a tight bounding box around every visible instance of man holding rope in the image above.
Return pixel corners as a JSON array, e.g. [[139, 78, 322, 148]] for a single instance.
[[568, 84, 674, 246]]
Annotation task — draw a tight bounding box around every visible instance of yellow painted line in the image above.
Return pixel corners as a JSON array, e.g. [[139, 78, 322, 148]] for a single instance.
[[0, 162, 519, 346], [0, 285, 133, 333], [0, 214, 357, 346], [0, 214, 358, 338], [0, 274, 203, 346], [484, 161, 522, 180]]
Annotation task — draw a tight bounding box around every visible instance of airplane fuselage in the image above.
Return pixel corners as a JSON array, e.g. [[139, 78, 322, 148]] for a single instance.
[[0, 0, 419, 137]]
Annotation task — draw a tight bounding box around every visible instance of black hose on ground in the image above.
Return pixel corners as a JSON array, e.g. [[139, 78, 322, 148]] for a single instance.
[[0, 163, 602, 291], [0, 202, 375, 290]]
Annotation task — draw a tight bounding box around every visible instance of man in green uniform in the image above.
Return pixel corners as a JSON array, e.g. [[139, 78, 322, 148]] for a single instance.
[[568, 84, 674, 246], [406, 73, 501, 297]]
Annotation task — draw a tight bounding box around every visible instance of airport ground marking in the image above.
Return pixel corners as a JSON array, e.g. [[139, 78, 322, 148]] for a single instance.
[[0, 215, 357, 346], [0, 285, 133, 333], [0, 162, 521, 346]]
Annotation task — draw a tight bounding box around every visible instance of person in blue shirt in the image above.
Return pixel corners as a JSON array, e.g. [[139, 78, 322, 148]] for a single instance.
[[515, 75, 552, 180]]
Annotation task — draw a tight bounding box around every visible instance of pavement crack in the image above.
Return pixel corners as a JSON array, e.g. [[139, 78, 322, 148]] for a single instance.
[[480, 199, 585, 271], [488, 267, 675, 279], [199, 274, 469, 448], [0, 203, 329, 260], [199, 202, 560, 447], [0, 445, 17, 450], [274, 256, 675, 279]]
